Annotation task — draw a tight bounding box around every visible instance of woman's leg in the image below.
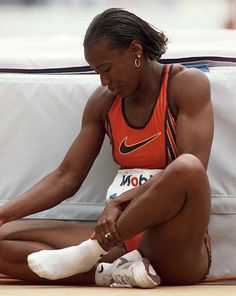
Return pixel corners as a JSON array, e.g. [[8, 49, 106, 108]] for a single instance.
[[24, 153, 211, 285], [116, 154, 211, 285], [0, 219, 125, 284]]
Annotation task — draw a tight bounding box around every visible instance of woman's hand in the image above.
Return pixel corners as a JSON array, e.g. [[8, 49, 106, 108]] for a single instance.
[[93, 200, 123, 250]]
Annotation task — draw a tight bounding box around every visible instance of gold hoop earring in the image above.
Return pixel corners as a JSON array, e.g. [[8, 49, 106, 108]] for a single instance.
[[134, 54, 141, 68]]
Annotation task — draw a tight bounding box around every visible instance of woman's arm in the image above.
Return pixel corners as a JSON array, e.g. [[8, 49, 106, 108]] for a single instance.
[[171, 66, 214, 169], [0, 86, 110, 224]]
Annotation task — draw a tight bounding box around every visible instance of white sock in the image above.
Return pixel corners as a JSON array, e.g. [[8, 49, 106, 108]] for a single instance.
[[27, 239, 107, 280], [95, 262, 113, 286]]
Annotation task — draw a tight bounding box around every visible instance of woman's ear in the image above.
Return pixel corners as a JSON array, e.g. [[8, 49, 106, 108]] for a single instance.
[[129, 40, 143, 57]]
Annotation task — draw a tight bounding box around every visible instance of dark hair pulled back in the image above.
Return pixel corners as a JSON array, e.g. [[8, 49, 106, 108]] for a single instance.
[[83, 8, 168, 61]]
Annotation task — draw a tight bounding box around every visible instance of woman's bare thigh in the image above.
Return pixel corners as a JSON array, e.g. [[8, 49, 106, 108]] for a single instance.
[[0, 219, 125, 266], [136, 155, 211, 285], [0, 219, 95, 248], [138, 189, 210, 286]]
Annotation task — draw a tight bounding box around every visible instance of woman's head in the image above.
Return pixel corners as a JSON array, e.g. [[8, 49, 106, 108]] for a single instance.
[[83, 8, 168, 61]]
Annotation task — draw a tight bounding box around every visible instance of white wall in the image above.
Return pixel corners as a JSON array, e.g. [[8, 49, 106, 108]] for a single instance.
[[0, 0, 230, 38]]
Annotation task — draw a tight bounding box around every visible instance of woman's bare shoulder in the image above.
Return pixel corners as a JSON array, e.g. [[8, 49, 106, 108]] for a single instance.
[[84, 85, 115, 123], [169, 64, 210, 108]]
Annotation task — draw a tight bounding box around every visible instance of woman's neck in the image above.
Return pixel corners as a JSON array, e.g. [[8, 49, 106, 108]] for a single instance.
[[128, 60, 164, 103]]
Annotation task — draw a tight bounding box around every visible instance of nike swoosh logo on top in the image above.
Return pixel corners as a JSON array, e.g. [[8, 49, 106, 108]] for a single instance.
[[119, 132, 161, 154], [98, 264, 104, 273]]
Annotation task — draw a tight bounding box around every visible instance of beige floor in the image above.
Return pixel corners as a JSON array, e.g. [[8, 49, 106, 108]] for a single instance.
[[1, 284, 236, 296]]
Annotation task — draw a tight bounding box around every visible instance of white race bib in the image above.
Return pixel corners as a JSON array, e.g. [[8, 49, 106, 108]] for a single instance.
[[106, 168, 161, 203]]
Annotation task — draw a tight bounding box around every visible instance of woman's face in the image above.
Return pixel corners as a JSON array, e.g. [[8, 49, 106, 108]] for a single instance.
[[84, 39, 141, 97]]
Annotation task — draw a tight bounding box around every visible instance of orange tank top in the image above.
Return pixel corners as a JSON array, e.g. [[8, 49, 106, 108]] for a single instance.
[[105, 64, 178, 169]]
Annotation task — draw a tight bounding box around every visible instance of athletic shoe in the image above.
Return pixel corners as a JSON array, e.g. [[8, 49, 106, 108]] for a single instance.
[[110, 256, 161, 288], [120, 249, 142, 262]]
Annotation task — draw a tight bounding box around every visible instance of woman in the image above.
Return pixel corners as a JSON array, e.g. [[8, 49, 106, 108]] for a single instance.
[[0, 8, 213, 287]]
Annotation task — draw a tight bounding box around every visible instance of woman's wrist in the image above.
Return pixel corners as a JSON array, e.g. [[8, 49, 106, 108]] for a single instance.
[[112, 197, 130, 211]]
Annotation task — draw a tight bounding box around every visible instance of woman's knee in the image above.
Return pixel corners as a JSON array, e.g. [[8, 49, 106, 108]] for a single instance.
[[0, 224, 7, 243], [157, 154, 211, 216], [168, 154, 208, 185], [143, 153, 209, 204], [174, 153, 205, 171], [169, 154, 211, 224], [0, 220, 25, 241]]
